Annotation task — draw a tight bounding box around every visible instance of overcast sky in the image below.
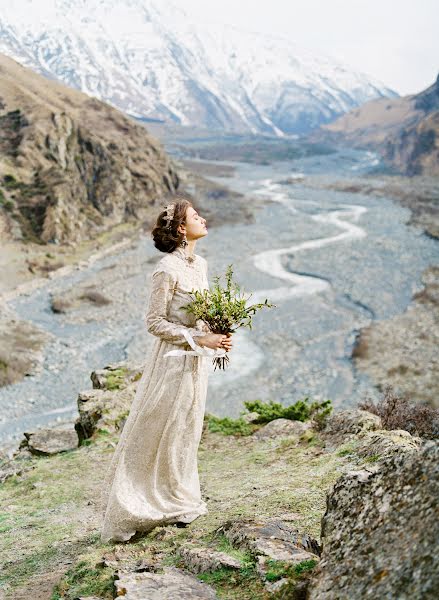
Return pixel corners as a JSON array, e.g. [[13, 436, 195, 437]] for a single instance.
[[181, 0, 438, 95]]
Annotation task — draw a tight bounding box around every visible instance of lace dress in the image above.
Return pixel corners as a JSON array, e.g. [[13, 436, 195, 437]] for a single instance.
[[99, 245, 211, 543]]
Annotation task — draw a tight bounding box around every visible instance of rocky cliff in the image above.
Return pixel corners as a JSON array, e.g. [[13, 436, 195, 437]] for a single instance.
[[384, 77, 439, 175], [0, 53, 178, 245]]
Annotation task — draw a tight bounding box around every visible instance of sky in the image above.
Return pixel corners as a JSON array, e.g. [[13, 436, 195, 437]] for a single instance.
[[180, 0, 438, 95]]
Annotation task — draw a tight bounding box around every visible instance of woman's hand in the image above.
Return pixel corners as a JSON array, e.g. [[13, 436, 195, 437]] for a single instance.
[[197, 332, 233, 351]]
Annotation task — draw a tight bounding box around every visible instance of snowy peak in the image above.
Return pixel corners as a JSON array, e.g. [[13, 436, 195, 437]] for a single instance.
[[0, 0, 398, 134]]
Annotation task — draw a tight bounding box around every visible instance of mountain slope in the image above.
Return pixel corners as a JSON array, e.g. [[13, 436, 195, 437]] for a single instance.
[[0, 0, 397, 135], [310, 74, 439, 175], [0, 52, 178, 245], [384, 76, 439, 175]]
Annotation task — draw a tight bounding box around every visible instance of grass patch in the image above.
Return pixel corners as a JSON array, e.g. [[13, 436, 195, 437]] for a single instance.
[[51, 554, 115, 600], [196, 562, 264, 599], [264, 557, 318, 582], [212, 533, 254, 566], [205, 414, 257, 436]]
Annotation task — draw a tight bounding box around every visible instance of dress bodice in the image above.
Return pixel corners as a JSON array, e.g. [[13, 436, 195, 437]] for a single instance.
[[144, 245, 210, 348]]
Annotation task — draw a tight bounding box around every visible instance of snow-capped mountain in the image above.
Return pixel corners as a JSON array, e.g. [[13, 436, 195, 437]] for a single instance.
[[0, 0, 398, 135]]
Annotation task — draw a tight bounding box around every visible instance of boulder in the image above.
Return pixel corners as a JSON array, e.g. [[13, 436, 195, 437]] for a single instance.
[[252, 418, 312, 440], [323, 409, 382, 446], [308, 441, 439, 599], [19, 427, 78, 456], [74, 384, 136, 442], [114, 566, 217, 599], [356, 429, 422, 460]]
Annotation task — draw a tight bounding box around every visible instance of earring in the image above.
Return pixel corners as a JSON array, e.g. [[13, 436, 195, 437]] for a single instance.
[[181, 233, 188, 247]]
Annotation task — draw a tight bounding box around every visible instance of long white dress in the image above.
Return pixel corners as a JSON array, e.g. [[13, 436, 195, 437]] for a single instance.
[[100, 244, 211, 543]]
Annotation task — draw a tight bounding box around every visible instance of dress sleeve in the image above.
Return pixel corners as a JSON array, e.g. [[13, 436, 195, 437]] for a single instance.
[[144, 269, 207, 347]]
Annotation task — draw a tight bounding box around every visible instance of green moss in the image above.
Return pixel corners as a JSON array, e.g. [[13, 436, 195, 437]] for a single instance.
[[96, 428, 111, 436], [336, 439, 360, 457], [3, 174, 20, 189], [0, 189, 14, 211], [364, 453, 381, 463], [104, 368, 127, 390]]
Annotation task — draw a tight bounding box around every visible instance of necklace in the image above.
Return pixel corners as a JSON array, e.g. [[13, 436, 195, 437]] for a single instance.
[[173, 245, 196, 264]]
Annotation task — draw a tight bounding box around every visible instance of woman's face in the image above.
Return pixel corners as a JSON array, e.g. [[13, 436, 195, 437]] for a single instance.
[[181, 206, 208, 241]]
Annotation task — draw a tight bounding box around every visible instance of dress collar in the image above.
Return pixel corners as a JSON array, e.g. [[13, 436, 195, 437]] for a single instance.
[[173, 244, 197, 264]]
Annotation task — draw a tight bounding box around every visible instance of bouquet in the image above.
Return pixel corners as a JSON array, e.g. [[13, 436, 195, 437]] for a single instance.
[[182, 264, 275, 370]]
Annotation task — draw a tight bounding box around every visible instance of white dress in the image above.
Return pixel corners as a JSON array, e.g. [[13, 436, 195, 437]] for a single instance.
[[100, 245, 211, 543]]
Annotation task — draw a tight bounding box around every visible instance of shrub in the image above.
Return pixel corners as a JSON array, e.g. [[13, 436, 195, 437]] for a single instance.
[[242, 397, 332, 430], [359, 384, 439, 439], [205, 397, 333, 437]]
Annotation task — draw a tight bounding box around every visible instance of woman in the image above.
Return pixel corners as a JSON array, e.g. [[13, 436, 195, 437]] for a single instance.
[[100, 192, 232, 543]]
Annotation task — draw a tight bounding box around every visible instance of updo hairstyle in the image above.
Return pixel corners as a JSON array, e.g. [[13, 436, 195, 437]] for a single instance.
[[151, 191, 193, 253]]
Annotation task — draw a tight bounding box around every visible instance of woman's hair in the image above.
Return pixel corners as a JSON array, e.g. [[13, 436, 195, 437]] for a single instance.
[[151, 191, 193, 253]]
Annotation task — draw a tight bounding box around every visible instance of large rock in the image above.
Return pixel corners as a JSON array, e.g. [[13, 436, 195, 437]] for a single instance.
[[323, 409, 382, 446], [19, 427, 78, 455], [114, 566, 217, 599], [252, 418, 311, 440], [356, 429, 422, 460], [74, 384, 136, 442], [308, 441, 439, 599]]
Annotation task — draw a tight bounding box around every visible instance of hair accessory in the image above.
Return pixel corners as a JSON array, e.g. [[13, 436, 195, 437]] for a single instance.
[[163, 203, 175, 229]]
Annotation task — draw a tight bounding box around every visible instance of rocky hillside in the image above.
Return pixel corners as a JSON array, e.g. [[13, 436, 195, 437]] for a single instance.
[[384, 80, 439, 175], [310, 74, 439, 176], [0, 363, 437, 599], [0, 53, 178, 245]]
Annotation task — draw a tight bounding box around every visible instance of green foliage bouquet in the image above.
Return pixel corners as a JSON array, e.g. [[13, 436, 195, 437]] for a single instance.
[[183, 264, 276, 370]]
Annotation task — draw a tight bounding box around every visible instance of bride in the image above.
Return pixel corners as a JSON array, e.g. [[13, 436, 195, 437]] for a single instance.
[[100, 192, 232, 543]]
